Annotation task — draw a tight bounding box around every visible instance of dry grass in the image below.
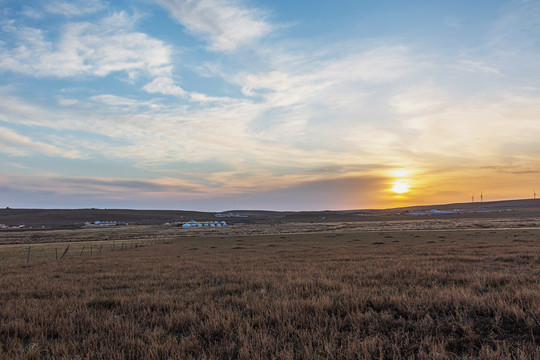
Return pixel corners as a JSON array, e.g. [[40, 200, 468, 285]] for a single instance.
[[0, 228, 539, 359], [0, 238, 166, 265]]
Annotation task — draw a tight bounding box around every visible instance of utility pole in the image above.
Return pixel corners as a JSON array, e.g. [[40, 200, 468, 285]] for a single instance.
[[480, 192, 483, 203], [471, 194, 474, 203]]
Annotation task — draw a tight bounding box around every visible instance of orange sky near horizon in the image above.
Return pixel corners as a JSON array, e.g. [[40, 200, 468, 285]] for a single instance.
[[372, 168, 539, 209]]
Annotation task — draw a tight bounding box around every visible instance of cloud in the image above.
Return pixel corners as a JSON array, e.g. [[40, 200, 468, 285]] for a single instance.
[[141, 73, 233, 101], [455, 59, 502, 75], [3, 32, 537, 177], [237, 45, 412, 106], [0, 170, 388, 210], [58, 98, 80, 106], [1, 25, 539, 182], [20, 6, 43, 19], [43, 0, 105, 17], [0, 11, 199, 99], [224, 44, 414, 144], [0, 174, 210, 202], [0, 125, 81, 158], [143, 76, 186, 96], [390, 85, 447, 115], [56, 177, 202, 194], [90, 94, 164, 110], [391, 84, 540, 166], [0, 12, 172, 79], [155, 0, 273, 51], [444, 16, 460, 28]]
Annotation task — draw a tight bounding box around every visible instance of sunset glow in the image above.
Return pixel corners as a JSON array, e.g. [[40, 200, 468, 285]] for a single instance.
[[391, 181, 409, 194], [0, 0, 539, 210]]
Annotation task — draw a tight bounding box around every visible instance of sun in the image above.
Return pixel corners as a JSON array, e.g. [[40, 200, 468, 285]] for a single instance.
[[391, 180, 409, 194]]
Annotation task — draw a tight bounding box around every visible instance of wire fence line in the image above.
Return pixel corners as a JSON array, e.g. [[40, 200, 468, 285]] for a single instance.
[[2, 236, 178, 265]]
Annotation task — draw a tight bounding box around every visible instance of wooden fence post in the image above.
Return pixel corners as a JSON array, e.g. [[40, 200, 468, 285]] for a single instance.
[[80, 246, 85, 256], [55, 247, 58, 260], [99, 244, 103, 253], [27, 246, 31, 262], [60, 245, 70, 260], [90, 245, 93, 255]]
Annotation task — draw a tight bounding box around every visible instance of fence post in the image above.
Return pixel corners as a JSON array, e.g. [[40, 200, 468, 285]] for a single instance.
[[121, 242, 124, 251], [55, 247, 58, 260], [60, 245, 70, 260], [80, 246, 85, 256], [27, 246, 31, 262], [90, 245, 92, 255], [99, 244, 103, 253]]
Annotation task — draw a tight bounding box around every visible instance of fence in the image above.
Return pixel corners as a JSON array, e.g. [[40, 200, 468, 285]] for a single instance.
[[1, 236, 176, 265]]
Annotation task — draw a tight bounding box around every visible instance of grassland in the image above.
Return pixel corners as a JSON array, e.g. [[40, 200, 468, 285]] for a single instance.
[[0, 224, 539, 359]]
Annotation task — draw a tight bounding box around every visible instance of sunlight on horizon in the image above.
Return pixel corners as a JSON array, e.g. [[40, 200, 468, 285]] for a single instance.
[[391, 180, 410, 194]]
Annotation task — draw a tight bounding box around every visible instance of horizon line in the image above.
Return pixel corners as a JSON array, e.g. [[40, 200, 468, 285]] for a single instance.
[[2, 197, 539, 214]]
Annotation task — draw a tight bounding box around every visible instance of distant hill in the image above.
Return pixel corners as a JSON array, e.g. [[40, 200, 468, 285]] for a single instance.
[[384, 198, 540, 213], [0, 208, 214, 229], [1, 198, 539, 229]]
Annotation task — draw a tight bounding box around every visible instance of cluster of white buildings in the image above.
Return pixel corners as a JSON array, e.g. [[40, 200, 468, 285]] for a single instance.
[[84, 221, 130, 226], [214, 213, 247, 218], [404, 209, 461, 216], [0, 224, 25, 229], [181, 220, 228, 228]]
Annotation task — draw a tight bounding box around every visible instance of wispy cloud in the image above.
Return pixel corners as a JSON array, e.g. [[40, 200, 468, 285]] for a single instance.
[[236, 45, 412, 106], [43, 0, 106, 17], [0, 125, 81, 158], [155, 0, 273, 51], [90, 94, 164, 110], [0, 12, 172, 79], [57, 98, 80, 107], [444, 16, 460, 28], [391, 84, 540, 167], [21, 0, 106, 18], [0, 169, 390, 210], [455, 59, 502, 75]]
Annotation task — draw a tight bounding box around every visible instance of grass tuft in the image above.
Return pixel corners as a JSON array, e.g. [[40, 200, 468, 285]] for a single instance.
[[86, 296, 120, 310]]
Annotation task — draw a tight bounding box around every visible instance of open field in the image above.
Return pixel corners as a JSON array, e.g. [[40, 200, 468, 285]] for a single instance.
[[1, 222, 539, 359], [2, 212, 540, 265]]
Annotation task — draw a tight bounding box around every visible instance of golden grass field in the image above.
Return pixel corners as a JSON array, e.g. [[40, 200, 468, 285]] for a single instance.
[[0, 220, 539, 359]]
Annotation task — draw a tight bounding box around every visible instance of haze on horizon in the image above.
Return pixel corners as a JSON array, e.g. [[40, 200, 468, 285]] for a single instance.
[[0, 0, 539, 211]]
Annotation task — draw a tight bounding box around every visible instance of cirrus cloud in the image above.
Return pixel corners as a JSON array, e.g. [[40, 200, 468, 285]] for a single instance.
[[155, 0, 273, 52], [0, 125, 82, 159]]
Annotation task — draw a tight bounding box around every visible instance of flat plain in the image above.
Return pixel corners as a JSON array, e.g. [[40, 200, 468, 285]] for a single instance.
[[0, 211, 539, 359]]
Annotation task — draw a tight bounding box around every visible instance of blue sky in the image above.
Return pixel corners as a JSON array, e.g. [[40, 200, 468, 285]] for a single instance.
[[1, 0, 539, 210]]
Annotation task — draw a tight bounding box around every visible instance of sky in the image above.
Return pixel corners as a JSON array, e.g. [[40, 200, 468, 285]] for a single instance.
[[0, 0, 539, 211]]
